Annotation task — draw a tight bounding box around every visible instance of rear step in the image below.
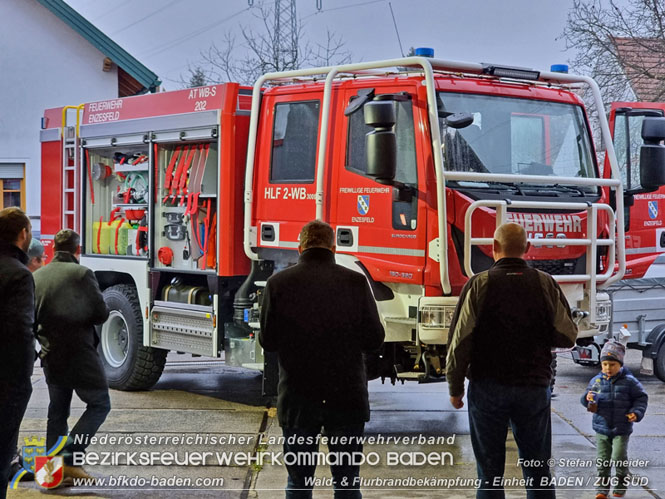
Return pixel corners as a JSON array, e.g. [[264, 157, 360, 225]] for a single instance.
[[395, 368, 446, 384]]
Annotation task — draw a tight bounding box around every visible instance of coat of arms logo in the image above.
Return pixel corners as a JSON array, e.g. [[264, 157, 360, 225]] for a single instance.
[[357, 195, 370, 215], [21, 436, 46, 473], [35, 455, 64, 489]]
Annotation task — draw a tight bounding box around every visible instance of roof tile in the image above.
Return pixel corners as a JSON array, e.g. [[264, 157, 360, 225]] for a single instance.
[[612, 36, 665, 101]]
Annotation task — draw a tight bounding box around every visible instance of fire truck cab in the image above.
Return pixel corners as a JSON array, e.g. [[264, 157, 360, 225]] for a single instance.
[[39, 56, 665, 390]]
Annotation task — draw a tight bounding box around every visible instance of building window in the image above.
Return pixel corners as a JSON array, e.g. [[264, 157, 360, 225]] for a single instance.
[[0, 163, 25, 210]]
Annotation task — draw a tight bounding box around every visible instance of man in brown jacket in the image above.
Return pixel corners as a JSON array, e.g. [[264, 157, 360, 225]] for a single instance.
[[34, 229, 110, 480], [446, 223, 578, 498]]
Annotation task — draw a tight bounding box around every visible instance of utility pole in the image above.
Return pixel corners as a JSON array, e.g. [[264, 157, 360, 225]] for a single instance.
[[273, 0, 298, 70]]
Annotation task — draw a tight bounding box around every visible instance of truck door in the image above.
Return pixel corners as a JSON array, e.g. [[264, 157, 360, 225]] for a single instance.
[[330, 86, 425, 285], [610, 105, 665, 276], [254, 95, 320, 253]]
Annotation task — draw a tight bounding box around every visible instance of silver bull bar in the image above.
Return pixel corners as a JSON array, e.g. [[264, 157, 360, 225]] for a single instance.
[[450, 172, 623, 324]]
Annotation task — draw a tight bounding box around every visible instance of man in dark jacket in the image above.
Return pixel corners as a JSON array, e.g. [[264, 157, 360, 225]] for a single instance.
[[260, 220, 385, 498], [0, 207, 34, 499], [446, 223, 578, 499], [33, 229, 110, 480]]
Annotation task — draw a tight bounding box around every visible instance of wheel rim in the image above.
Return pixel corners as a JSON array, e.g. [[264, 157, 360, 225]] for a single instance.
[[101, 310, 129, 368]]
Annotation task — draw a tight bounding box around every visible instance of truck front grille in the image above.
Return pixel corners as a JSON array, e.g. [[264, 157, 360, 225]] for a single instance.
[[527, 258, 580, 275]]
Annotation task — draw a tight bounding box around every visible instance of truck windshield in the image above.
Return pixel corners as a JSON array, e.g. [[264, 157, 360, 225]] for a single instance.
[[438, 92, 597, 192]]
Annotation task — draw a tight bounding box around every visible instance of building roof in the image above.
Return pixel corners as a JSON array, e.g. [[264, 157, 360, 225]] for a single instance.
[[612, 36, 665, 101], [36, 0, 161, 94]]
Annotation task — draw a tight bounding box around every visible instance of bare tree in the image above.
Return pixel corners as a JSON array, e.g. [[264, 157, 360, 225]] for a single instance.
[[180, 1, 351, 87], [561, 0, 665, 125], [188, 66, 208, 88], [309, 30, 352, 67]]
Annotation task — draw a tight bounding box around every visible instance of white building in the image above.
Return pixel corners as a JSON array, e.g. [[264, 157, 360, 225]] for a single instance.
[[0, 0, 159, 235]]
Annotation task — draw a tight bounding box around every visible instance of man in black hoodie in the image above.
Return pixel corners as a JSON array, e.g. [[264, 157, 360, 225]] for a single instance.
[[0, 207, 34, 499]]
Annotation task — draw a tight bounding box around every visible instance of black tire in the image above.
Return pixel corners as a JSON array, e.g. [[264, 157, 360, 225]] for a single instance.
[[98, 284, 167, 390], [654, 342, 665, 382]]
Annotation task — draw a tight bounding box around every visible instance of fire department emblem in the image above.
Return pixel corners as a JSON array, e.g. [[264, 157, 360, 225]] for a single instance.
[[21, 436, 46, 473], [35, 456, 64, 489], [648, 201, 658, 219], [357, 195, 370, 215]]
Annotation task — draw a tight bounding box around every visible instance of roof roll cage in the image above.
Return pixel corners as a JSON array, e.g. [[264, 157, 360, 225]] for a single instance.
[[242, 56, 625, 295]]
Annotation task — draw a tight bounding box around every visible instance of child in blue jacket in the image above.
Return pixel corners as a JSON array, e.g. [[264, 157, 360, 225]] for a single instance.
[[581, 340, 648, 499]]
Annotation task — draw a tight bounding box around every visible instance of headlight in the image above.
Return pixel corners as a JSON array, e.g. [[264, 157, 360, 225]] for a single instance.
[[420, 305, 456, 328], [595, 301, 611, 322]]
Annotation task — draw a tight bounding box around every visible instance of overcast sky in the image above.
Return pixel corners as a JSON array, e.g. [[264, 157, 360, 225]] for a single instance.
[[64, 0, 577, 90]]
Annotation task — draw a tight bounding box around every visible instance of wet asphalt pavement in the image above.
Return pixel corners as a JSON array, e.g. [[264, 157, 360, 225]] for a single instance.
[[7, 348, 665, 498]]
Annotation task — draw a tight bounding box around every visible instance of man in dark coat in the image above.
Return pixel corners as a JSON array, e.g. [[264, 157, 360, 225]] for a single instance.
[[0, 207, 34, 499], [260, 220, 385, 499], [33, 229, 110, 480]]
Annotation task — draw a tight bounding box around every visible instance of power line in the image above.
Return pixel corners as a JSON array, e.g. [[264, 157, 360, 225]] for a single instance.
[[110, 0, 183, 36], [139, 7, 250, 59], [302, 0, 386, 20], [90, 0, 133, 22], [143, 0, 369, 61]]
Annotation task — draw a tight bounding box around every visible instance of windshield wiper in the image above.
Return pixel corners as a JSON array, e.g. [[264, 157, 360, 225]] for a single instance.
[[485, 181, 520, 191], [451, 180, 519, 192], [527, 183, 589, 196]]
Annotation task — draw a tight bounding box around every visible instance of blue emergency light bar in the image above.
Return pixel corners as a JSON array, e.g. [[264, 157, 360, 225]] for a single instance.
[[414, 47, 434, 58], [550, 64, 569, 73]]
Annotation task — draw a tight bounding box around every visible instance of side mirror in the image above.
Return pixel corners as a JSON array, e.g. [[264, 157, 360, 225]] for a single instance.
[[445, 112, 474, 129], [344, 88, 375, 116], [365, 101, 396, 184], [639, 117, 665, 191]]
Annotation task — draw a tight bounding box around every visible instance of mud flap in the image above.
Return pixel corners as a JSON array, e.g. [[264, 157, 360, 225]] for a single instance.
[[640, 357, 654, 376]]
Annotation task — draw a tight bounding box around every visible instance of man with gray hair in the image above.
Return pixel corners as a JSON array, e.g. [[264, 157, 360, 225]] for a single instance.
[[33, 229, 110, 481], [27, 238, 44, 272], [446, 222, 578, 498], [260, 220, 385, 498]]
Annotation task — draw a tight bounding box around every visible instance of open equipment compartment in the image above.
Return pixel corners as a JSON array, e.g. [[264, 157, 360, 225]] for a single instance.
[[84, 143, 150, 258], [153, 141, 218, 272]]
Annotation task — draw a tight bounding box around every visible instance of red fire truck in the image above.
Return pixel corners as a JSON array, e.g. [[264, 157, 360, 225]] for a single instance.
[[571, 101, 665, 380], [39, 56, 665, 391]]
